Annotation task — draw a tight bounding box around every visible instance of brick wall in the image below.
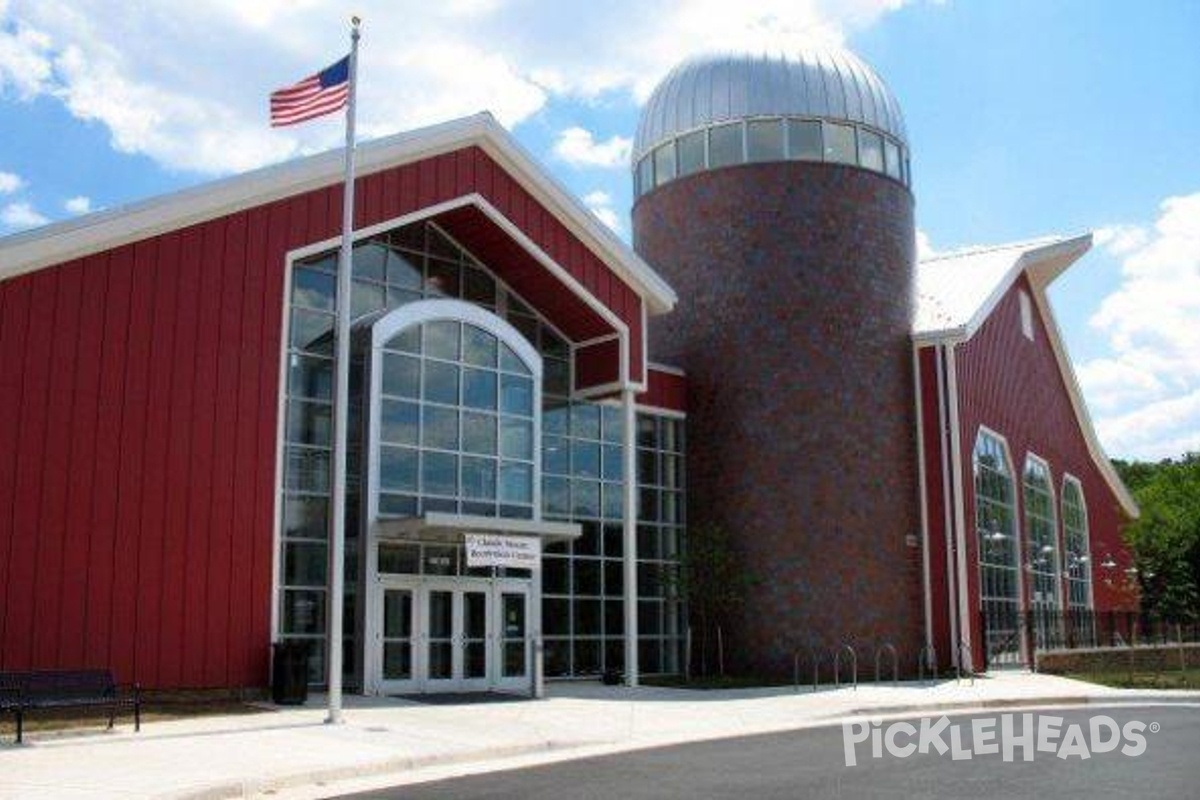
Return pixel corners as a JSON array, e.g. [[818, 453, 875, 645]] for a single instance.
[[633, 161, 924, 677]]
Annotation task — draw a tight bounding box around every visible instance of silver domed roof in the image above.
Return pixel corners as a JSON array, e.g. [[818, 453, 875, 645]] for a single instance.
[[633, 47, 906, 163]]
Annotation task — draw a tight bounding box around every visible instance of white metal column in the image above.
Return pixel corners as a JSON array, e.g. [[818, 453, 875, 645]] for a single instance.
[[622, 388, 639, 686]]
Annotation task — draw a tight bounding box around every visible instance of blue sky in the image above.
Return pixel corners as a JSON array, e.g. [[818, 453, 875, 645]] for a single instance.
[[2, 0, 1198, 460]]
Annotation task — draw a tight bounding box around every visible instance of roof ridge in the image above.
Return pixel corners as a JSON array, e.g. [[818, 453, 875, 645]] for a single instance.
[[919, 235, 1063, 264]]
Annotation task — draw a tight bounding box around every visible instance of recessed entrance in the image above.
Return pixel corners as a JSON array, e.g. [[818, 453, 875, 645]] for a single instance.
[[375, 576, 530, 695]]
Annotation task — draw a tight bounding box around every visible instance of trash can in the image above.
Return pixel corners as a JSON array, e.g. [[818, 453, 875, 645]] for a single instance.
[[272, 640, 310, 705]]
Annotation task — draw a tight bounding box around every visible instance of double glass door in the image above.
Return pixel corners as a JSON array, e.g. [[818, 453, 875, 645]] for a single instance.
[[378, 578, 529, 694]]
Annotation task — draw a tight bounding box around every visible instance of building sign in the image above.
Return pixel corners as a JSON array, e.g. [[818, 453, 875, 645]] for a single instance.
[[464, 533, 541, 569]]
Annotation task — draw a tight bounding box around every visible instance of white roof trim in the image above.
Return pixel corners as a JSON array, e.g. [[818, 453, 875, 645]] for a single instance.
[[0, 112, 677, 315], [914, 233, 1138, 519]]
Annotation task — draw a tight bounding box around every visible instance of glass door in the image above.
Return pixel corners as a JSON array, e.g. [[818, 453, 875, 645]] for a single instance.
[[376, 578, 528, 694], [378, 581, 418, 694], [424, 585, 457, 690], [494, 581, 530, 693], [460, 588, 491, 691]]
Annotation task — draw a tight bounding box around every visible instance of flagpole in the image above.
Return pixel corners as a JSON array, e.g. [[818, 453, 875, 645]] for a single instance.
[[327, 14, 360, 726]]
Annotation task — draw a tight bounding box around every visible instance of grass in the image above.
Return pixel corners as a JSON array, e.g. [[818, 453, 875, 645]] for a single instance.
[[642, 674, 792, 690], [1065, 669, 1200, 690], [1, 697, 271, 741]]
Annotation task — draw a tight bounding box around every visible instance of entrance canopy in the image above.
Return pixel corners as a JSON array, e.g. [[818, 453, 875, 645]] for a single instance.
[[375, 512, 581, 544]]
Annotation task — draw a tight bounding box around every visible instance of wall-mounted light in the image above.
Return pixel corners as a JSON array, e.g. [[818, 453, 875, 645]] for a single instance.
[[1100, 554, 1117, 570]]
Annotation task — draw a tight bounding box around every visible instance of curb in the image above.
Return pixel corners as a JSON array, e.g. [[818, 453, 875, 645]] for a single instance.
[[829, 693, 1200, 722], [839, 695, 1094, 718], [163, 738, 607, 800]]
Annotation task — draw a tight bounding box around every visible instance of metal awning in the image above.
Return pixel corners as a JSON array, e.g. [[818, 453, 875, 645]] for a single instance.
[[374, 512, 582, 544]]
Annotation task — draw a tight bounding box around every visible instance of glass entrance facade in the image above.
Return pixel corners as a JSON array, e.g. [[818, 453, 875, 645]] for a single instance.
[[278, 219, 685, 686], [375, 570, 530, 694]]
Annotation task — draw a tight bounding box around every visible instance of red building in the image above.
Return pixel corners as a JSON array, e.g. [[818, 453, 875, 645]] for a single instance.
[[0, 44, 1135, 692], [915, 236, 1140, 671], [0, 114, 685, 692]]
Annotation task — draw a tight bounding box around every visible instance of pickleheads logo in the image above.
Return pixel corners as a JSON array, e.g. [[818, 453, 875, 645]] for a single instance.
[[842, 713, 1156, 766]]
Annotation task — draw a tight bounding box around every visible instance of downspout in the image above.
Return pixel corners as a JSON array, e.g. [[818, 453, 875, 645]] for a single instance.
[[913, 345, 934, 655], [945, 342, 973, 670], [934, 344, 959, 668]]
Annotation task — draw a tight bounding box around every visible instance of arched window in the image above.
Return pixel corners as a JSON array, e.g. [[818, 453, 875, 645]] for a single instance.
[[974, 430, 1020, 660], [1062, 477, 1091, 610], [368, 299, 541, 522], [1022, 456, 1060, 612]]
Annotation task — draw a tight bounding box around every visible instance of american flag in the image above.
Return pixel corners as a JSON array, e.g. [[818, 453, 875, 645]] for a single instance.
[[270, 56, 351, 127]]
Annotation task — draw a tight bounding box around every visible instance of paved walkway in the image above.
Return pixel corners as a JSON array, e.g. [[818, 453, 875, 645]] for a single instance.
[[1, 673, 1197, 800]]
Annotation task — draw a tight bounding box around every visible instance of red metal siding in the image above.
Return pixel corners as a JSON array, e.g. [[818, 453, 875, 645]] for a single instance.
[[0, 215, 284, 689], [637, 367, 688, 414], [0, 143, 655, 688], [0, 207, 293, 687], [954, 275, 1136, 664], [575, 339, 621, 390]]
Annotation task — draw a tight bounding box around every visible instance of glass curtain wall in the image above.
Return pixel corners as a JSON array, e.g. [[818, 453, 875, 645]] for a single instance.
[[280, 220, 685, 683], [636, 414, 686, 675]]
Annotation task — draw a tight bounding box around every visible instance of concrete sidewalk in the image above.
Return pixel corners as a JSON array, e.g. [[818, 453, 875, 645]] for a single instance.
[[1, 672, 1197, 800]]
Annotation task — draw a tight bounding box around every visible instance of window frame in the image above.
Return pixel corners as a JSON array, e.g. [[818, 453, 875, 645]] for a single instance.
[[1022, 453, 1061, 611], [366, 298, 545, 527], [973, 427, 1024, 659], [1061, 474, 1093, 610]]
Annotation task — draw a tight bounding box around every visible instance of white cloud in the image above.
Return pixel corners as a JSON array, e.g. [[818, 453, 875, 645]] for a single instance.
[[1, 200, 48, 229], [1079, 191, 1200, 460], [1094, 224, 1148, 258], [64, 194, 90, 214], [583, 189, 622, 233], [915, 229, 937, 260], [1092, 390, 1200, 462], [553, 127, 633, 169], [0, 18, 53, 97], [0, 170, 23, 193], [0, 0, 916, 175]]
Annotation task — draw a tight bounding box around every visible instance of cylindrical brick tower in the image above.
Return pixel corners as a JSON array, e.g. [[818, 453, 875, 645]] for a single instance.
[[631, 47, 923, 677]]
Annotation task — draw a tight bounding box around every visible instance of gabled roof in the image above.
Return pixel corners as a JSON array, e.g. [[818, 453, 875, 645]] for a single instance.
[[0, 112, 677, 315], [913, 235, 1088, 340], [913, 234, 1138, 519]]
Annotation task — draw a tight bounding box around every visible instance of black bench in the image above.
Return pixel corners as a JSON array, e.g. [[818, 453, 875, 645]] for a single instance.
[[0, 669, 141, 744]]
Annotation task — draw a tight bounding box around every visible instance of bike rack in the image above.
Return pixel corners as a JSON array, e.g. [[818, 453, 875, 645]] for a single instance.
[[796, 646, 823, 692], [917, 644, 938, 683], [955, 642, 975, 686], [834, 644, 858, 691], [874, 643, 898, 687]]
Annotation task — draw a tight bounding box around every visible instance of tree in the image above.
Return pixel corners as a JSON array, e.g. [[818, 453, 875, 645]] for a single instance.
[[1115, 455, 1200, 620], [675, 521, 757, 677]]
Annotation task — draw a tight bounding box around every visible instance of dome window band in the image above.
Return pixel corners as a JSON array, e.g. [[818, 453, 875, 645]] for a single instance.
[[633, 116, 910, 198]]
